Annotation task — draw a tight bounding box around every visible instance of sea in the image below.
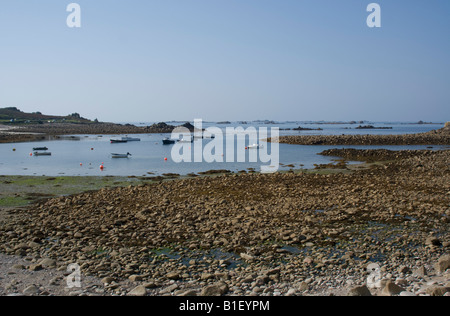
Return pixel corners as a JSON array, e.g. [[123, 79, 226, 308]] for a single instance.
[[0, 121, 447, 177]]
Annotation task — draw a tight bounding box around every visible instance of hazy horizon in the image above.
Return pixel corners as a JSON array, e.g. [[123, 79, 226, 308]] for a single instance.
[[1, 1, 449, 123]]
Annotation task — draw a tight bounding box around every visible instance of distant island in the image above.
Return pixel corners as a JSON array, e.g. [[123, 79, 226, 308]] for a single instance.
[[0, 107, 96, 124], [0, 107, 199, 143], [355, 125, 393, 130]]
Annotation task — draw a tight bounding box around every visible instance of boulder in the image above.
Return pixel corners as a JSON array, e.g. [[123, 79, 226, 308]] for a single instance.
[[23, 285, 40, 295], [127, 285, 147, 296], [413, 266, 427, 278], [201, 282, 229, 296], [347, 285, 372, 296], [435, 255, 450, 274], [39, 258, 57, 268], [381, 280, 405, 296], [426, 286, 449, 297]]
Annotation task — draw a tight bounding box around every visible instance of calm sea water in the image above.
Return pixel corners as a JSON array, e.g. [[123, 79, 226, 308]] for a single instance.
[[0, 122, 446, 177]]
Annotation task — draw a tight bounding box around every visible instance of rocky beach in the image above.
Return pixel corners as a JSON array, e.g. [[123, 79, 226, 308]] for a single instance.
[[0, 145, 449, 296], [2, 0, 449, 301]]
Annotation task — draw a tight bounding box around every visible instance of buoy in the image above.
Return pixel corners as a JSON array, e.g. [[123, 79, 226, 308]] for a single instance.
[[30, 153, 33, 156], [164, 157, 168, 161], [91, 148, 94, 151], [13, 148, 16, 151], [245, 147, 248, 150], [100, 165, 104, 170], [80, 163, 83, 166]]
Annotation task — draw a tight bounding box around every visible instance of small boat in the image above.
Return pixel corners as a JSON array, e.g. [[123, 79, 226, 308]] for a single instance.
[[162, 138, 176, 145], [33, 147, 48, 151], [33, 152, 52, 156], [111, 152, 132, 158], [193, 134, 215, 139], [110, 139, 128, 143], [178, 136, 194, 143], [122, 137, 141, 142], [247, 144, 264, 149]]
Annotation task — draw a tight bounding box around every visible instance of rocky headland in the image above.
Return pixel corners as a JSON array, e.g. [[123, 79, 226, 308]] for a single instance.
[[270, 123, 450, 146], [0, 122, 202, 143]]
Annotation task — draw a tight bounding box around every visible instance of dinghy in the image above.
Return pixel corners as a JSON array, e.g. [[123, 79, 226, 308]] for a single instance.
[[33, 152, 52, 156], [111, 152, 132, 158]]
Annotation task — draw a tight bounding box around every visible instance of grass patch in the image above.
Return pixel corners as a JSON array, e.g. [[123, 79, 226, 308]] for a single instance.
[[0, 196, 30, 207], [0, 176, 146, 208]]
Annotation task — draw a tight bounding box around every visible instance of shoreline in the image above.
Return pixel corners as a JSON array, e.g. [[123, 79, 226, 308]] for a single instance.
[[2, 122, 450, 145], [0, 122, 181, 144], [1, 148, 449, 296]]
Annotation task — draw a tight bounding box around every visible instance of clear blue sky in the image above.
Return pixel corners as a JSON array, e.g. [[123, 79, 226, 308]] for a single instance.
[[1, 0, 449, 122]]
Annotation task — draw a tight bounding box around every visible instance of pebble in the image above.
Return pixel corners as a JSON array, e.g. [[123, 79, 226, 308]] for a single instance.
[[127, 285, 147, 296], [23, 284, 40, 295]]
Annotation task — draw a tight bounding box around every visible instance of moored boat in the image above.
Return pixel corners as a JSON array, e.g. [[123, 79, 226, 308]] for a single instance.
[[247, 144, 264, 149], [33, 151, 52, 156], [111, 152, 132, 158], [111, 139, 128, 143], [122, 137, 141, 141], [162, 138, 176, 145], [33, 147, 49, 151], [178, 136, 194, 143]]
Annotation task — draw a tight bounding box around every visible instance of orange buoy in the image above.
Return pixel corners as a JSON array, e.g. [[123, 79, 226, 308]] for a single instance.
[[100, 165, 104, 170], [30, 153, 33, 156], [80, 163, 83, 166], [164, 157, 168, 161]]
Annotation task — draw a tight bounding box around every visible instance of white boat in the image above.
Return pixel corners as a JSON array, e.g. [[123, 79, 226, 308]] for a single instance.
[[247, 144, 264, 149], [122, 137, 141, 141], [111, 152, 132, 158], [178, 136, 194, 143]]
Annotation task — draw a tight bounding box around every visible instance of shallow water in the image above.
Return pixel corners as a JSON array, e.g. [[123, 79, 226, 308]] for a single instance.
[[0, 122, 446, 177]]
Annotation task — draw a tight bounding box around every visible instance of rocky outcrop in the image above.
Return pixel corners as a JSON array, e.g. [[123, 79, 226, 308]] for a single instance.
[[319, 148, 435, 162], [270, 127, 450, 145]]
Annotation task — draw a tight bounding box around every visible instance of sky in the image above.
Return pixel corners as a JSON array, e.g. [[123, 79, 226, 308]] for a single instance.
[[0, 0, 449, 123]]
